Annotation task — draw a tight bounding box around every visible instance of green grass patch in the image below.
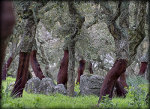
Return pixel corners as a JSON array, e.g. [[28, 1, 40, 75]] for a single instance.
[[1, 76, 149, 108]]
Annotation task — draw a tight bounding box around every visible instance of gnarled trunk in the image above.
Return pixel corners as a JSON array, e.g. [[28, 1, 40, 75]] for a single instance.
[[76, 59, 85, 84], [2, 56, 13, 80], [11, 52, 30, 97], [57, 50, 69, 87], [138, 62, 148, 75], [98, 59, 127, 104], [30, 50, 45, 80]]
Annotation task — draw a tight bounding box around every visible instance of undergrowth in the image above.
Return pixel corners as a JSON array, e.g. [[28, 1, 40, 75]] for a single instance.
[[1, 76, 149, 109]]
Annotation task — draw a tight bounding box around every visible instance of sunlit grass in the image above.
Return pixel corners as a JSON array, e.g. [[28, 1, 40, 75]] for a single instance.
[[1, 76, 149, 108]]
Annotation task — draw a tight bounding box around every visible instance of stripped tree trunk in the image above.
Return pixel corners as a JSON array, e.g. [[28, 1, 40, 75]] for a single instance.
[[1, 2, 27, 80], [57, 49, 69, 88], [89, 61, 94, 74], [98, 59, 127, 104], [30, 50, 45, 80], [2, 41, 21, 80], [30, 38, 45, 80], [0, 1, 16, 103], [145, 1, 150, 103], [11, 52, 30, 97], [2, 56, 13, 80], [98, 1, 146, 105], [118, 73, 128, 88], [67, 1, 85, 96], [76, 59, 85, 84], [11, 1, 37, 97], [138, 62, 148, 75], [115, 80, 127, 97]]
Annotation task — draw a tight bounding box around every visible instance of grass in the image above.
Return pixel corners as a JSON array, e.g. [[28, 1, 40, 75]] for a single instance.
[[1, 76, 149, 109]]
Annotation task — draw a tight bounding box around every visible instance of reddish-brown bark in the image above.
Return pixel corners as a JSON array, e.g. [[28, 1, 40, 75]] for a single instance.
[[118, 73, 128, 88], [11, 52, 30, 97], [57, 50, 69, 87], [0, 1, 16, 102], [89, 62, 94, 74], [2, 56, 13, 80], [138, 62, 148, 75], [115, 80, 127, 97], [30, 50, 45, 80], [27, 70, 32, 80], [76, 59, 85, 84], [98, 59, 127, 104]]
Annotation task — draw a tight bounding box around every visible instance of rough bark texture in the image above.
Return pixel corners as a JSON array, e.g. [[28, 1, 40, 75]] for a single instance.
[[2, 56, 13, 80], [145, 1, 150, 104], [67, 1, 85, 96], [138, 62, 148, 75], [115, 80, 127, 97], [76, 59, 85, 84], [67, 41, 76, 96], [11, 52, 30, 97], [0, 1, 16, 104], [57, 50, 69, 87], [98, 2, 146, 105], [89, 61, 94, 74], [98, 59, 127, 104], [30, 50, 45, 80], [11, 1, 38, 98], [128, 1, 146, 64]]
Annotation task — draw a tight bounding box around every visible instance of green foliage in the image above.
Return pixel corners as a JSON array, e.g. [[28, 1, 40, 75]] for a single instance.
[[99, 95, 114, 108], [1, 77, 149, 109]]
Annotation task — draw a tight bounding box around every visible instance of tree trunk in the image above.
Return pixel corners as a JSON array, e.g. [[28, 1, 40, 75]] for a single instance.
[[76, 59, 85, 84], [118, 73, 128, 88], [2, 56, 13, 80], [115, 80, 127, 97], [57, 49, 69, 87], [67, 42, 76, 96], [138, 62, 148, 75], [27, 70, 32, 80], [0, 1, 16, 103], [1, 33, 22, 80], [11, 52, 30, 97], [89, 61, 94, 74], [66, 1, 84, 96], [11, 1, 37, 97], [98, 59, 127, 104], [30, 50, 45, 80], [145, 1, 150, 104]]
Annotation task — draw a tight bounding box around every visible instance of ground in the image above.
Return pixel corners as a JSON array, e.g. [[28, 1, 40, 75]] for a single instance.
[[1, 76, 149, 109]]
